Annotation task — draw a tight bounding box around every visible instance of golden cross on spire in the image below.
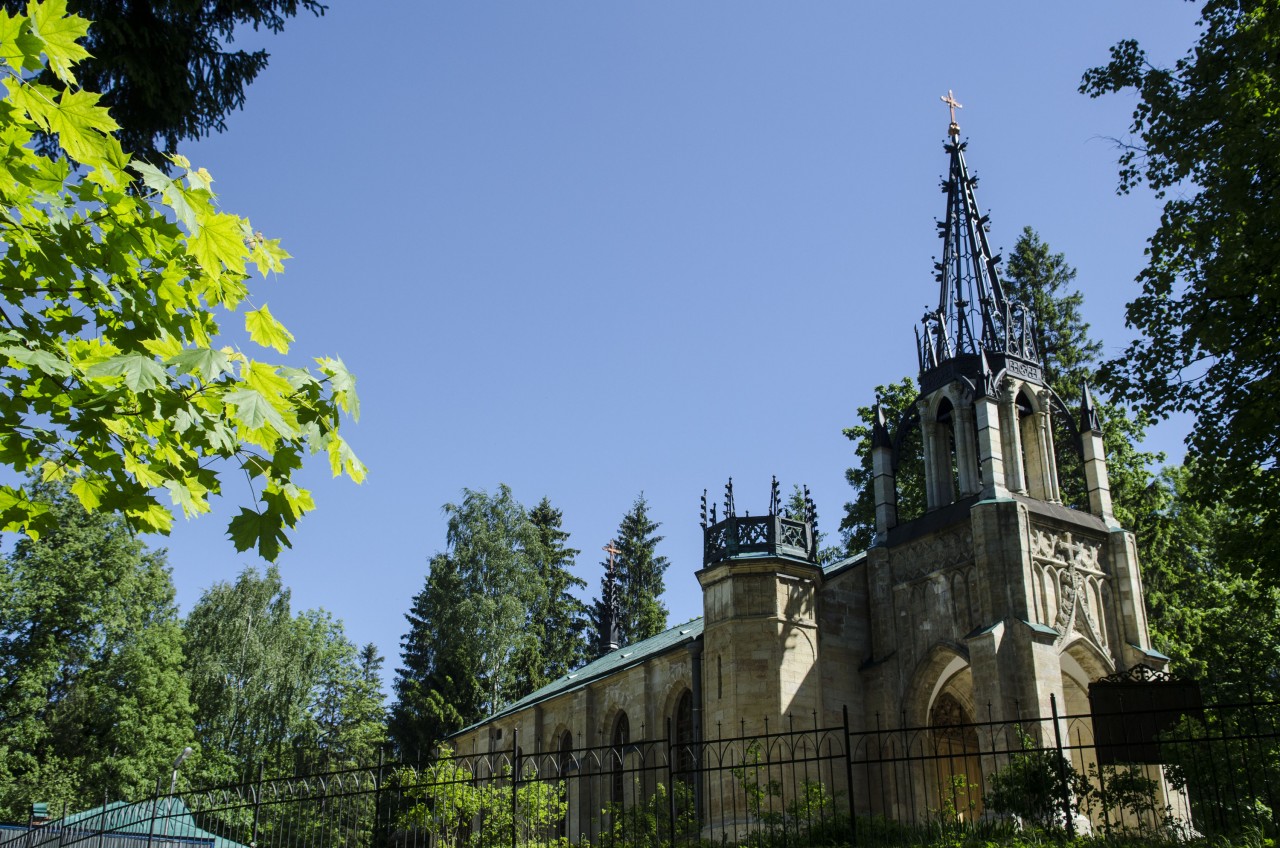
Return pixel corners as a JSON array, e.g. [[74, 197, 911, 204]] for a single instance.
[[940, 89, 962, 137], [603, 540, 620, 567]]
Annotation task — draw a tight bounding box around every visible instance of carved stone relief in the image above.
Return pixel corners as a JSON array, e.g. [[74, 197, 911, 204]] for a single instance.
[[890, 525, 974, 585], [1029, 523, 1110, 653]]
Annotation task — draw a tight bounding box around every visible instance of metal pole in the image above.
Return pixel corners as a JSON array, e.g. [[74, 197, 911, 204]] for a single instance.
[[842, 705, 856, 846], [146, 778, 161, 848], [665, 718, 676, 846], [1050, 694, 1074, 838], [374, 748, 385, 848], [251, 762, 264, 848], [511, 728, 519, 848]]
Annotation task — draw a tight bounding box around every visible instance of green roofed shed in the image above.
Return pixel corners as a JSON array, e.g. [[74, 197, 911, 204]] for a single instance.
[[37, 799, 248, 848]]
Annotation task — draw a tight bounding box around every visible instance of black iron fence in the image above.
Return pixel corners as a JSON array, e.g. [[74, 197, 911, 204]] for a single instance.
[[3, 697, 1278, 848]]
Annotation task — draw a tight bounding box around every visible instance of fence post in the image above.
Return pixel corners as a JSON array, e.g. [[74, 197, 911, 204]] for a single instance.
[[145, 778, 160, 848], [842, 705, 856, 846], [511, 727, 520, 848], [1050, 694, 1074, 838], [374, 748, 385, 848], [252, 762, 264, 848], [666, 718, 677, 846]]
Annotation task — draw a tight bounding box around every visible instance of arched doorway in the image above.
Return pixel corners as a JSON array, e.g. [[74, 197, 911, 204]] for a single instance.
[[929, 691, 983, 820]]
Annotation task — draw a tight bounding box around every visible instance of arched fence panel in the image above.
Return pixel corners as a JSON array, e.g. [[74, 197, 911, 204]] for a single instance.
[[3, 696, 1277, 848]]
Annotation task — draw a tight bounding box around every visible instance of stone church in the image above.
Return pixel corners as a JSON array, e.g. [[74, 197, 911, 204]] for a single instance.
[[450, 112, 1168, 830]]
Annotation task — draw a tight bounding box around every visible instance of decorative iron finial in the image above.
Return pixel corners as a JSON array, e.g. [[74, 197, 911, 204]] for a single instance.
[[1081, 383, 1103, 434], [803, 485, 818, 539], [710, 502, 717, 524], [940, 89, 962, 138], [599, 540, 622, 654], [769, 475, 780, 516], [871, 403, 893, 450], [724, 477, 736, 519], [700, 489, 708, 530]]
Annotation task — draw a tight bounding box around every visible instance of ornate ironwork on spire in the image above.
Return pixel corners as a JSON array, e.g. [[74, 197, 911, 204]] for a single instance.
[[918, 95, 1043, 394], [599, 540, 622, 655]]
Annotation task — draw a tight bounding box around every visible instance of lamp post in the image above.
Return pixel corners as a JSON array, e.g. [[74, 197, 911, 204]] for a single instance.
[[163, 747, 193, 839], [170, 747, 193, 796]]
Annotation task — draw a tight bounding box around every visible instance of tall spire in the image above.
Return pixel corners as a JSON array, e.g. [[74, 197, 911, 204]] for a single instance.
[[917, 94, 1041, 383]]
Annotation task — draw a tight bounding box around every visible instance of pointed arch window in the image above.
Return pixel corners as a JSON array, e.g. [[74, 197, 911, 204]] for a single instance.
[[674, 689, 696, 779], [610, 712, 630, 806]]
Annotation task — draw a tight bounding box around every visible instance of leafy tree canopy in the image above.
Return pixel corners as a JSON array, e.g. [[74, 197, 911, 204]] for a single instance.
[[1134, 463, 1280, 699], [0, 1, 362, 560], [1, 0, 326, 164], [392, 486, 547, 755], [0, 477, 192, 819], [1082, 0, 1280, 567], [183, 565, 372, 783]]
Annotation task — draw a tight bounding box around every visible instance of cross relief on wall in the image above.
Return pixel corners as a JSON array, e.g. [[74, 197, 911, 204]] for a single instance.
[[1029, 523, 1111, 654]]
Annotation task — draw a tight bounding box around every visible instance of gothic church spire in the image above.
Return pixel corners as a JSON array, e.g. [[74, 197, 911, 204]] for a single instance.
[[917, 98, 1040, 382]]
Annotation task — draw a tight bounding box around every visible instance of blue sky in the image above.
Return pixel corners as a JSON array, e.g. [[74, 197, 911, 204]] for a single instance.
[[158, 2, 1202, 681]]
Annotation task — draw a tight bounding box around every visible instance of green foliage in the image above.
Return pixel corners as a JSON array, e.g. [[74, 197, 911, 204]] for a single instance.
[[398, 746, 569, 848], [1001, 228, 1159, 528], [1, 0, 326, 163], [0, 477, 193, 820], [840, 377, 923, 554], [729, 742, 841, 847], [1131, 464, 1280, 698], [593, 494, 670, 648], [393, 487, 566, 754], [1082, 1, 1280, 574], [182, 565, 375, 784], [0, 1, 362, 560], [512, 498, 589, 694], [303, 637, 387, 772], [1153, 702, 1280, 839], [983, 732, 1080, 831], [603, 780, 698, 848]]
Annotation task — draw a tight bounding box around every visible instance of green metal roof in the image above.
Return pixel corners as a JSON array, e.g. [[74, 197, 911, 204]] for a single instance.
[[453, 617, 704, 737], [823, 549, 866, 578], [58, 799, 248, 848]]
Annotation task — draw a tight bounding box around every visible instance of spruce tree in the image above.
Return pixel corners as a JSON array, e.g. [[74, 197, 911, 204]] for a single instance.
[[592, 495, 670, 648], [309, 637, 387, 770], [1002, 227, 1159, 528], [0, 479, 193, 819], [391, 554, 475, 760], [512, 499, 588, 694]]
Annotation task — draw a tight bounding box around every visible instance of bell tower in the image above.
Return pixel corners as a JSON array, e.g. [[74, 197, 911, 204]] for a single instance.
[[697, 478, 823, 738], [860, 99, 1162, 737]]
